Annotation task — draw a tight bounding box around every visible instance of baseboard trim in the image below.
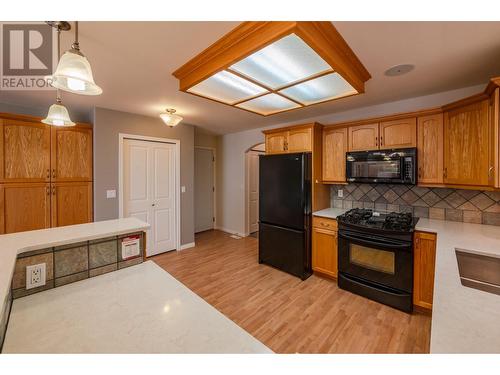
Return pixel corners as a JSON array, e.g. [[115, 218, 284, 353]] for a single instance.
[[178, 242, 195, 251], [214, 226, 247, 237]]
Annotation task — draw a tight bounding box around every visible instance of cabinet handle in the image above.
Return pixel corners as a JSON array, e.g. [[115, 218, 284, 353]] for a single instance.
[[443, 168, 447, 179], [46, 186, 50, 196], [418, 167, 422, 179], [380, 136, 383, 146], [46, 169, 50, 179], [52, 186, 56, 195], [52, 169, 56, 179], [489, 166, 494, 179], [375, 136, 378, 146]]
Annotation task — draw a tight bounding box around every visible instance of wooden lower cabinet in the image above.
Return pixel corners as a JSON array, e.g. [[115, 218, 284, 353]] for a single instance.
[[51, 182, 93, 227], [0, 183, 51, 234], [312, 220, 338, 278], [413, 231, 437, 310]]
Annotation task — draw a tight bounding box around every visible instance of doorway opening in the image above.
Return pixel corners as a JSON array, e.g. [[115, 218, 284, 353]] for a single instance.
[[118, 134, 180, 256], [245, 142, 265, 237], [194, 147, 216, 233]]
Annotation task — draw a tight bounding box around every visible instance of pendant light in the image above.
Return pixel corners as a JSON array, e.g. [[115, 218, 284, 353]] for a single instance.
[[49, 21, 102, 95], [43, 23, 75, 127], [160, 109, 183, 127]]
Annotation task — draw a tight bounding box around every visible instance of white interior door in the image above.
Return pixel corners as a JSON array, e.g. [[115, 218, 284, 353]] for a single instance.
[[194, 148, 214, 233], [248, 151, 260, 234], [123, 138, 177, 256]]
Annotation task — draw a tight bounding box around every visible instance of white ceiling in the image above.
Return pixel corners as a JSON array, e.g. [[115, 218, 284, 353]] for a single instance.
[[1, 21, 500, 134]]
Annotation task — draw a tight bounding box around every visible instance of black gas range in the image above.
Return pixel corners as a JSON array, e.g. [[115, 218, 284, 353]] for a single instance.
[[336, 208, 419, 312]]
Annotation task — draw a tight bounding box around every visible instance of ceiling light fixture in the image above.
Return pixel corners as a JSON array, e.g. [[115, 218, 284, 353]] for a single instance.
[[160, 109, 183, 127], [48, 21, 102, 95], [43, 22, 75, 127], [173, 22, 371, 116]]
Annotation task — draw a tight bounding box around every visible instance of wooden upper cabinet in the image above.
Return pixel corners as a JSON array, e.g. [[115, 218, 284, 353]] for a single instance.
[[323, 127, 347, 182], [417, 113, 444, 184], [379, 117, 416, 149], [348, 123, 379, 151], [413, 231, 437, 310], [51, 182, 93, 227], [0, 183, 51, 234], [288, 127, 312, 152], [444, 99, 491, 186], [51, 125, 93, 181], [265, 131, 288, 154], [0, 119, 51, 183], [491, 88, 500, 188]]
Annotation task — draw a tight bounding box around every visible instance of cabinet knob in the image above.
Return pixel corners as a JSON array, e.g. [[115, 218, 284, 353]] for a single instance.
[[46, 169, 50, 179], [52, 169, 56, 179]]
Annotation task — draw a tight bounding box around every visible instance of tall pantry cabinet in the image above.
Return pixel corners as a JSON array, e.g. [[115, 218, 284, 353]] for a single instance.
[[0, 113, 93, 234]]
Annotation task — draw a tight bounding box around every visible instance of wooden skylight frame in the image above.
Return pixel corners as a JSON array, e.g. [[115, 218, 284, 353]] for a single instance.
[[172, 21, 371, 116]]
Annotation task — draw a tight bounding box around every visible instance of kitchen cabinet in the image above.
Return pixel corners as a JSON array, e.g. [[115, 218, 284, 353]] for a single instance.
[[0, 113, 94, 233], [312, 216, 338, 278], [51, 125, 93, 181], [443, 99, 491, 186], [348, 123, 379, 151], [491, 87, 500, 188], [265, 131, 288, 154], [0, 119, 51, 183], [322, 127, 348, 183], [413, 231, 437, 310], [51, 182, 93, 227], [417, 113, 444, 184], [0, 183, 51, 234], [379, 117, 416, 149], [288, 127, 312, 152]]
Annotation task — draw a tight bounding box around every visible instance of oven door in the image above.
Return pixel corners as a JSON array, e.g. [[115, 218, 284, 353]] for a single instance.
[[338, 229, 413, 292]]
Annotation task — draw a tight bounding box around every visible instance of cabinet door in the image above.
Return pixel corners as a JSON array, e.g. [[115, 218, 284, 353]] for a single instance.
[[413, 231, 437, 310], [444, 100, 491, 186], [0, 119, 51, 183], [491, 88, 500, 188], [51, 182, 93, 227], [379, 117, 417, 149], [0, 183, 51, 234], [312, 227, 338, 278], [417, 114, 444, 184], [51, 125, 93, 181], [348, 123, 379, 151], [288, 127, 312, 152], [265, 131, 288, 154], [323, 127, 347, 182]]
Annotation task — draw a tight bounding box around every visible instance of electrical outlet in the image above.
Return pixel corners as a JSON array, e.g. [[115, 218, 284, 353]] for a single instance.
[[338, 189, 344, 198], [26, 263, 46, 290]]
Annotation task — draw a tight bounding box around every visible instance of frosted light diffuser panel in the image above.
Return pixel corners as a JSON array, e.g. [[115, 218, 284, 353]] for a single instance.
[[230, 34, 332, 89], [279, 73, 358, 105], [187, 70, 267, 104], [236, 93, 300, 115]]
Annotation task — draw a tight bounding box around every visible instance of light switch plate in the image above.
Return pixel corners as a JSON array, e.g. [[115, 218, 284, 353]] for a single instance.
[[106, 190, 116, 198], [338, 189, 343, 198], [26, 263, 46, 290], [181, 186, 186, 193]]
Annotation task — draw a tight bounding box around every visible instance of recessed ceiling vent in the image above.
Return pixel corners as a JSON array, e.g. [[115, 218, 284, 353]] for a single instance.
[[172, 22, 371, 116], [384, 64, 415, 77]]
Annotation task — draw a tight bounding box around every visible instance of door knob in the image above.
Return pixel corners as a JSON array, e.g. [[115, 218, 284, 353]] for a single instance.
[[152, 203, 155, 207]]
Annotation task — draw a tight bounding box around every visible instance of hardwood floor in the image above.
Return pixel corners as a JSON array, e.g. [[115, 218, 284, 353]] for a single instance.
[[151, 230, 431, 353]]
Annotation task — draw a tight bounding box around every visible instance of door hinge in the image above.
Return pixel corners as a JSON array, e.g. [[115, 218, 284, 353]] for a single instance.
[[212, 217, 215, 222], [212, 156, 215, 162]]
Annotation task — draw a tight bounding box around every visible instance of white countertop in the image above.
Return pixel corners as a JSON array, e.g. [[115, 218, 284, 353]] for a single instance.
[[312, 207, 348, 219], [2, 261, 272, 353], [415, 219, 500, 353], [0, 217, 150, 336]]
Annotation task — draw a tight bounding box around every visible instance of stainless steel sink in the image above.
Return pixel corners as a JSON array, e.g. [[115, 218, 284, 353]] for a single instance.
[[456, 249, 500, 296]]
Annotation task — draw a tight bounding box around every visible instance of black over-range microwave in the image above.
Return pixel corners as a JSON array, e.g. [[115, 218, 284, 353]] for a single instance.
[[346, 148, 417, 184]]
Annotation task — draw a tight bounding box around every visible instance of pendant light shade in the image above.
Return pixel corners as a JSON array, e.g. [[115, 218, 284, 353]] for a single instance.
[[160, 109, 183, 127], [50, 50, 102, 95], [42, 101, 75, 127]]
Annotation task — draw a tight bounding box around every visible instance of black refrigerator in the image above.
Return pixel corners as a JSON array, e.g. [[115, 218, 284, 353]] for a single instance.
[[258, 152, 312, 280]]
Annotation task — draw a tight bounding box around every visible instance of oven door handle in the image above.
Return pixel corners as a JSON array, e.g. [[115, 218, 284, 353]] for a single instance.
[[338, 232, 411, 250]]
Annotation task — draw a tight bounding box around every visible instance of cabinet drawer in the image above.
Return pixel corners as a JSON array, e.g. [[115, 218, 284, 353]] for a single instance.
[[312, 216, 338, 230]]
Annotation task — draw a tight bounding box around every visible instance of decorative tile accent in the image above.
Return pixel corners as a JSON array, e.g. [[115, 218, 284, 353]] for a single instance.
[[89, 263, 118, 278], [54, 245, 88, 278], [55, 271, 88, 287], [12, 280, 55, 299], [89, 238, 117, 269], [118, 257, 143, 269], [331, 184, 500, 226]]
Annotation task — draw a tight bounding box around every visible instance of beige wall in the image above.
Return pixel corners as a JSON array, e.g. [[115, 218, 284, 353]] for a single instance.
[[194, 127, 218, 148], [93, 107, 195, 245], [216, 83, 486, 236]]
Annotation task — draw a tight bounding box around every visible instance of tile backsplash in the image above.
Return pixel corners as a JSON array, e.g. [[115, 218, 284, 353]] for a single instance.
[[330, 184, 500, 226]]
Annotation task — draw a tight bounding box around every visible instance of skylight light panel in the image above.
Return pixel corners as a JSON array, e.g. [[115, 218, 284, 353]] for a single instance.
[[187, 70, 267, 104], [279, 73, 358, 105], [230, 34, 332, 90], [236, 93, 300, 115]]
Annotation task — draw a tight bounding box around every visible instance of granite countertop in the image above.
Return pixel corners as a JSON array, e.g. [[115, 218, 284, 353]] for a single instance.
[[3, 261, 272, 353], [0, 217, 151, 341], [313, 208, 500, 353]]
